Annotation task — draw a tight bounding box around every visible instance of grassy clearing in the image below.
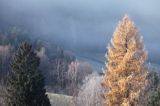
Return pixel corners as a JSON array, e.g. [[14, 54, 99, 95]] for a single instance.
[[47, 93, 74, 106]]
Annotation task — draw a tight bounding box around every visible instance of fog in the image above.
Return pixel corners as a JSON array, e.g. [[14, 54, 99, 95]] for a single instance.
[[0, 0, 160, 63]]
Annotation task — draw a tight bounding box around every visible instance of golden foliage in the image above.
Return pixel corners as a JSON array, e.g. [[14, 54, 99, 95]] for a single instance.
[[102, 15, 149, 106]]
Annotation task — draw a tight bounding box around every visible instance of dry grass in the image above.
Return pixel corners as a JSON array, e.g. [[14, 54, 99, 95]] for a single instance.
[[47, 93, 74, 106]]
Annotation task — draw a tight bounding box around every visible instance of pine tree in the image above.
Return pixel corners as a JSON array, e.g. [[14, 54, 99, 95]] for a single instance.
[[102, 15, 149, 106], [6, 42, 51, 106]]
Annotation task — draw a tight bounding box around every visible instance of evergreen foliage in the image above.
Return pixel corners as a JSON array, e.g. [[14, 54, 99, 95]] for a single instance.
[[6, 42, 51, 106]]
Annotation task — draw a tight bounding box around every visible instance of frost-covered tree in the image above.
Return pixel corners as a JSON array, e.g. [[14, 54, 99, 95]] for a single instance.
[[0, 44, 13, 80], [102, 15, 149, 106], [6, 42, 50, 106], [50, 48, 75, 93], [146, 67, 160, 106], [76, 73, 104, 106], [67, 60, 79, 96], [148, 86, 160, 106], [51, 48, 69, 91], [67, 60, 92, 96]]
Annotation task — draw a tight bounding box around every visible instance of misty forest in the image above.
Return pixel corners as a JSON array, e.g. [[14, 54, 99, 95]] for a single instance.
[[0, 0, 160, 106]]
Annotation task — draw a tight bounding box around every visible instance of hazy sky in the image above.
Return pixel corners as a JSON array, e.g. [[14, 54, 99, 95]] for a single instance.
[[0, 0, 160, 63]]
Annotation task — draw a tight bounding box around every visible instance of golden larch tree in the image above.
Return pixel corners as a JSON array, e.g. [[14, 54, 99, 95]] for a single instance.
[[102, 15, 149, 106]]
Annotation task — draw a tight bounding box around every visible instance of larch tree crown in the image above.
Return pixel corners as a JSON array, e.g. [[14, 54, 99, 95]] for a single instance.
[[102, 15, 149, 106]]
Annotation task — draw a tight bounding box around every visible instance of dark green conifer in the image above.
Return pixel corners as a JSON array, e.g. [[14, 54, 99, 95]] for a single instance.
[[6, 42, 51, 106]]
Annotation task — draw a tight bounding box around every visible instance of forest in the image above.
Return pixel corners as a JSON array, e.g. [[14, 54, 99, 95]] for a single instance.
[[0, 15, 160, 106], [0, 0, 160, 106]]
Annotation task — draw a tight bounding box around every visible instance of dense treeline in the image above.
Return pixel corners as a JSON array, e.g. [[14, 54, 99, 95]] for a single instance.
[[0, 27, 77, 90], [0, 15, 160, 106], [0, 27, 93, 105]]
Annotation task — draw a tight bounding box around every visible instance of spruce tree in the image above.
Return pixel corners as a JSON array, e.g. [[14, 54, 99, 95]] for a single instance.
[[102, 15, 149, 106], [6, 42, 51, 106]]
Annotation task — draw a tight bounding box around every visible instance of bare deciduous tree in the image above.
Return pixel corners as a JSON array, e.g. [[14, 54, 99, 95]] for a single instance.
[[76, 73, 104, 106], [67, 60, 93, 96], [0, 44, 13, 80]]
